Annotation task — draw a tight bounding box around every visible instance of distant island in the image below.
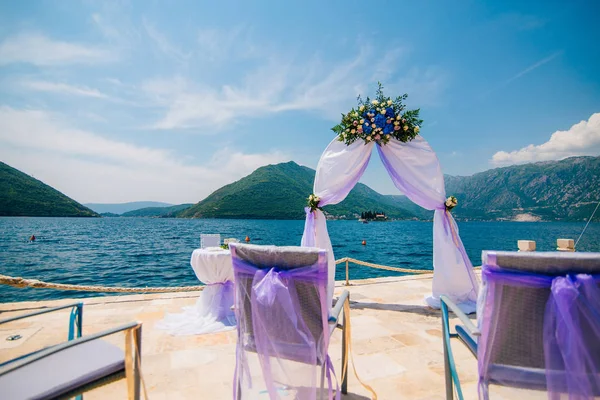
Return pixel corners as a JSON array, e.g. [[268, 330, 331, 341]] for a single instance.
[[1, 156, 598, 221], [120, 204, 193, 218], [84, 201, 174, 215], [0, 162, 98, 217], [360, 211, 388, 221]]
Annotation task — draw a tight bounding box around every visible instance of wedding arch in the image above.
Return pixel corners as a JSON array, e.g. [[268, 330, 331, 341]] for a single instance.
[[300, 85, 479, 313]]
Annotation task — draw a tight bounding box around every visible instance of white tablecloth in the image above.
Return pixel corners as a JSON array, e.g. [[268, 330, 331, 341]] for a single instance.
[[156, 248, 236, 335], [190, 248, 234, 284]]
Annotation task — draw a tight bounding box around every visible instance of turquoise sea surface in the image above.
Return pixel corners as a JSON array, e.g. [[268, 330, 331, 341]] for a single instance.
[[1, 217, 599, 303]]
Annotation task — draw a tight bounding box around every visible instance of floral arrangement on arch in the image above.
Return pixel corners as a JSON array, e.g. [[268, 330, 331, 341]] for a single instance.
[[332, 82, 423, 146]]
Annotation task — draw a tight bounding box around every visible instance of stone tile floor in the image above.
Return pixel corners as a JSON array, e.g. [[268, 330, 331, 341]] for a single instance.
[[0, 274, 545, 399]]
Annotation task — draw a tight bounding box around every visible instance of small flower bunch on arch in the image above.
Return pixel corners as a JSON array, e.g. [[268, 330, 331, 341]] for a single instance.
[[332, 82, 423, 146], [307, 194, 322, 212], [445, 196, 458, 211]]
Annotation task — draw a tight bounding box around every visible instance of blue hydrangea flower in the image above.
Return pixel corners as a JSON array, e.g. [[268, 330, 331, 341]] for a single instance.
[[383, 124, 394, 134], [374, 114, 387, 128], [369, 109, 376, 116], [363, 123, 372, 134], [385, 107, 395, 118]]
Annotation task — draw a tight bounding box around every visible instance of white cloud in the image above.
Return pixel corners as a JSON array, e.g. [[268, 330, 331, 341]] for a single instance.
[[370, 47, 407, 82], [504, 51, 562, 86], [480, 51, 562, 99], [20, 81, 110, 99], [91, 13, 121, 41], [17, 80, 139, 106], [197, 26, 257, 62], [0, 33, 113, 66], [143, 45, 444, 130], [388, 66, 448, 106], [89, 7, 142, 50], [491, 113, 600, 165], [0, 107, 289, 203], [142, 18, 191, 63]]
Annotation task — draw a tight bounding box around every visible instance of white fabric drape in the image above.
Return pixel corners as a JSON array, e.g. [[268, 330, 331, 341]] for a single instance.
[[376, 136, 445, 210], [156, 248, 236, 335], [301, 138, 374, 305], [302, 135, 479, 314], [378, 137, 478, 313]]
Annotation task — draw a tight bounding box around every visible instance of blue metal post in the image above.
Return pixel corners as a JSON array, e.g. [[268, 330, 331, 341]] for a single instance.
[[441, 300, 464, 400]]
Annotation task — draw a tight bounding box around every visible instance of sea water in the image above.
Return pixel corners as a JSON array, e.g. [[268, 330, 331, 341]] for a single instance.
[[1, 217, 599, 303]]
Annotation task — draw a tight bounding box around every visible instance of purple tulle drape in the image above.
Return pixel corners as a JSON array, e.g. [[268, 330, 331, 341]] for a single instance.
[[544, 274, 600, 398], [377, 137, 478, 313], [301, 207, 316, 248], [301, 138, 374, 307], [477, 260, 600, 399], [232, 252, 337, 400], [301, 135, 479, 313]]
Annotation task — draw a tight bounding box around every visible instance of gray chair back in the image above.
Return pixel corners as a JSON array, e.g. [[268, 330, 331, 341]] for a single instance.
[[230, 243, 327, 363], [480, 251, 600, 389]]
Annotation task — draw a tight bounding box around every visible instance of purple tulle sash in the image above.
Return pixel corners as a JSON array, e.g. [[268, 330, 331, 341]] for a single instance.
[[478, 264, 600, 399], [544, 274, 600, 398], [302, 206, 316, 247], [232, 256, 338, 400]]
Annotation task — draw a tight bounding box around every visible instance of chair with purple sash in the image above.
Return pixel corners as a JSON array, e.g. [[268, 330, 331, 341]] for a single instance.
[[441, 251, 600, 399], [229, 243, 350, 400]]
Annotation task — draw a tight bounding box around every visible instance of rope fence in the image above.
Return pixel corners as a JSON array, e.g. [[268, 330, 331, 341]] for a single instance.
[[0, 275, 205, 293], [0, 257, 479, 293], [336, 257, 481, 286], [336, 257, 431, 286]]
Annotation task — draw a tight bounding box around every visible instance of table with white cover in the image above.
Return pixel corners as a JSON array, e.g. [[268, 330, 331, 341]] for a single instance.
[[156, 248, 236, 335]]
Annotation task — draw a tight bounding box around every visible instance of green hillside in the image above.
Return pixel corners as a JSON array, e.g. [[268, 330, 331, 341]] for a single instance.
[[445, 156, 600, 221], [121, 203, 193, 217], [385, 195, 434, 220], [0, 162, 99, 217], [85, 201, 173, 214], [178, 161, 416, 220], [179, 156, 600, 222]]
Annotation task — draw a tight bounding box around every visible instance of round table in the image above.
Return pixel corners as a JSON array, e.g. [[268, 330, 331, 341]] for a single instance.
[[156, 247, 235, 335], [190, 247, 234, 284]]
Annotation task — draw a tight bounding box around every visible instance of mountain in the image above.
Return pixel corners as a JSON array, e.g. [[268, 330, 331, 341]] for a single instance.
[[179, 161, 416, 220], [121, 204, 193, 217], [386, 195, 434, 220], [179, 156, 600, 222], [0, 162, 98, 217], [84, 201, 173, 214], [445, 156, 600, 221]]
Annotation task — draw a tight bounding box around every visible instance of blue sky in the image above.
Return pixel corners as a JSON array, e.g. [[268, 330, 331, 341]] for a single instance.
[[1, 0, 599, 203]]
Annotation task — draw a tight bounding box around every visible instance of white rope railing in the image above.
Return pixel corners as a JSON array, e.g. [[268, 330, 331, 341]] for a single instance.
[[336, 257, 432, 286], [0, 274, 205, 293], [336, 257, 481, 286], [0, 257, 477, 293]]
